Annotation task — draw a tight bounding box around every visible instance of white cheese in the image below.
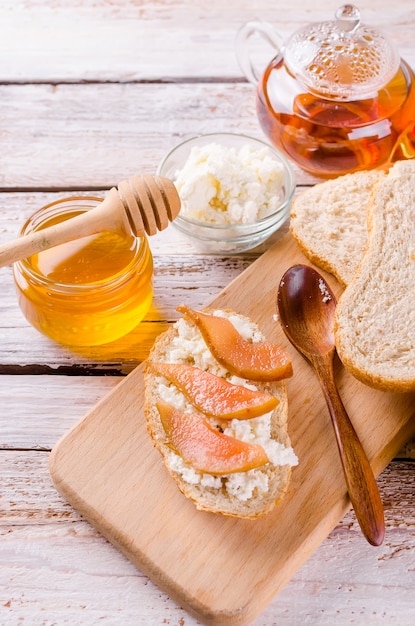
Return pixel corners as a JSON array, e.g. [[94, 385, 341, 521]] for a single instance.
[[174, 143, 285, 225], [226, 470, 269, 501], [159, 310, 298, 501]]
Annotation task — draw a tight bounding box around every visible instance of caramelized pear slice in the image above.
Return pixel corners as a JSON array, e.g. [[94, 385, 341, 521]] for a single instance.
[[149, 361, 279, 419], [157, 400, 269, 475], [177, 305, 293, 382]]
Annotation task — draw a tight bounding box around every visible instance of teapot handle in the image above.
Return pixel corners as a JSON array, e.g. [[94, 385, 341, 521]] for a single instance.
[[235, 21, 283, 85]]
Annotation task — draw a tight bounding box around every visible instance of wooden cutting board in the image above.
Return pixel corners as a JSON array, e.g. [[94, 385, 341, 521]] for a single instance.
[[49, 233, 415, 626]]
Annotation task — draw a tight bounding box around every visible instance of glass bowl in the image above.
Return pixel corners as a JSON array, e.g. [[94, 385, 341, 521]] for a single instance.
[[157, 132, 296, 253]]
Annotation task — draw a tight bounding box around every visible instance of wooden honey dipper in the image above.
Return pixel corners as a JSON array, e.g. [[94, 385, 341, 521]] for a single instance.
[[0, 174, 181, 268]]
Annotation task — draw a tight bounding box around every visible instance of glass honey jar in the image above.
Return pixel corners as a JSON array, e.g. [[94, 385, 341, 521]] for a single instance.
[[13, 196, 154, 347]]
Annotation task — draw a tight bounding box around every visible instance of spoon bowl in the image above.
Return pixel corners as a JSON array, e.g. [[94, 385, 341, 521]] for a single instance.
[[278, 264, 336, 356], [277, 264, 385, 546]]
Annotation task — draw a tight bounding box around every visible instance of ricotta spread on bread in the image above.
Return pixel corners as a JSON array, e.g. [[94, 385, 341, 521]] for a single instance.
[[146, 310, 297, 509], [174, 143, 285, 225]]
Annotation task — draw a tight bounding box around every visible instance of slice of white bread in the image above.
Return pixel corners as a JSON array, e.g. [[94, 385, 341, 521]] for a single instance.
[[144, 308, 297, 519], [334, 160, 415, 392], [290, 169, 384, 286]]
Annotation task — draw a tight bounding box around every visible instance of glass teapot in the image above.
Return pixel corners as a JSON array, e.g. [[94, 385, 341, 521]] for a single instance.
[[236, 4, 415, 177]]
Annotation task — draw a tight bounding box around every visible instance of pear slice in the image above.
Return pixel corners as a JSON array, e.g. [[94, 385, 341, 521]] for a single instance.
[[157, 400, 269, 475], [148, 361, 279, 419], [177, 305, 293, 382]]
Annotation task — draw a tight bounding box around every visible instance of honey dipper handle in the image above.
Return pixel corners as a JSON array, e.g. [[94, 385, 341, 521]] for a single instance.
[[0, 188, 130, 269], [0, 175, 181, 269]]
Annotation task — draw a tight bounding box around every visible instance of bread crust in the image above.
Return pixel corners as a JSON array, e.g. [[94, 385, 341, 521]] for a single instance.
[[334, 161, 415, 392], [290, 170, 384, 286], [144, 308, 295, 519]]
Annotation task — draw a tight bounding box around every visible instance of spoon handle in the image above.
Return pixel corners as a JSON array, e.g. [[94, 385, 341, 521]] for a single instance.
[[313, 354, 385, 546]]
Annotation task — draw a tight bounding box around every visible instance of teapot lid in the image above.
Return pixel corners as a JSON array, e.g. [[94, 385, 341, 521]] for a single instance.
[[284, 4, 400, 100]]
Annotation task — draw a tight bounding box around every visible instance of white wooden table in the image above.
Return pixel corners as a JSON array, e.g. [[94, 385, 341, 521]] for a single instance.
[[0, 1, 414, 624]]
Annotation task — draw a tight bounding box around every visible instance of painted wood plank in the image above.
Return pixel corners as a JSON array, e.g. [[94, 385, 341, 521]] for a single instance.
[[0, 375, 119, 449], [0, 82, 319, 189], [1, 1, 413, 82]]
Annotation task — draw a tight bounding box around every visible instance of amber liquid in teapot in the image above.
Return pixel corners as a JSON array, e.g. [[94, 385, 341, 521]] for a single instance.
[[257, 57, 415, 177]]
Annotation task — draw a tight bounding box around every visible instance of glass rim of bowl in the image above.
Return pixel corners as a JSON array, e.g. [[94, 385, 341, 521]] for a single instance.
[[172, 209, 289, 242], [173, 199, 291, 232]]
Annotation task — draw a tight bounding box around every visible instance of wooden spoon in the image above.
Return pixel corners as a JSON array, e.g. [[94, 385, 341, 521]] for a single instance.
[[0, 174, 181, 268], [277, 264, 385, 546]]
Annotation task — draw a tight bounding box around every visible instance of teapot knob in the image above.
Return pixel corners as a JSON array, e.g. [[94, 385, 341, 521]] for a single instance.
[[335, 4, 361, 33]]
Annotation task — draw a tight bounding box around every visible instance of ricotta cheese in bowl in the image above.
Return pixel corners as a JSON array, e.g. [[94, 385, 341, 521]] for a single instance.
[[174, 142, 285, 225], [157, 133, 296, 252]]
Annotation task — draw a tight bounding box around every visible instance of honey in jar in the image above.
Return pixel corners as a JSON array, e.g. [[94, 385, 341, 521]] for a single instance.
[[236, 5, 415, 177], [13, 197, 153, 346]]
